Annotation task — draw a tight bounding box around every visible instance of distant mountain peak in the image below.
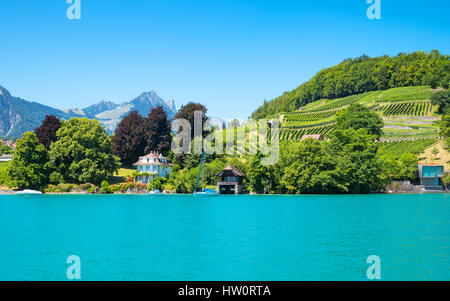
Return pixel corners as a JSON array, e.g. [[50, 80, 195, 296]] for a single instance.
[[0, 86, 11, 98], [84, 99, 117, 107], [167, 98, 177, 112], [131, 91, 165, 105], [142, 91, 158, 96], [62, 108, 85, 116], [0, 85, 180, 137], [82, 100, 119, 118]]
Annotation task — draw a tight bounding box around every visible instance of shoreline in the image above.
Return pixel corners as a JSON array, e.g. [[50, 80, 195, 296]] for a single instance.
[[1, 191, 448, 196]]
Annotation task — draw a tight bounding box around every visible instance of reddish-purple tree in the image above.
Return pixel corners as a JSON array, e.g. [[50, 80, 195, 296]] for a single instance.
[[112, 111, 146, 166], [144, 106, 172, 155], [34, 115, 62, 149]]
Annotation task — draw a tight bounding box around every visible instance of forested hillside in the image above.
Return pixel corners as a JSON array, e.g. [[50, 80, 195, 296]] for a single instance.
[[252, 51, 449, 119]]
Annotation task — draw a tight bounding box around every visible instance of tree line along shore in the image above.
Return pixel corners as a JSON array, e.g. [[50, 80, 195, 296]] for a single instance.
[[1, 51, 449, 195], [0, 89, 449, 195]]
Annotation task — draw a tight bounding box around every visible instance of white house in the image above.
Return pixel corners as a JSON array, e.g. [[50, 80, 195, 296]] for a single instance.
[[133, 152, 173, 183], [0, 154, 12, 162]]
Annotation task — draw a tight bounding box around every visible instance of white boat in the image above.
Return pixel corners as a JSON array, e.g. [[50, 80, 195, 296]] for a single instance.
[[15, 189, 43, 195], [194, 188, 218, 196], [147, 189, 163, 195]]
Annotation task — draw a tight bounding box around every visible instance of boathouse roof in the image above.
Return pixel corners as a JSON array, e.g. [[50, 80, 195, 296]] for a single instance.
[[217, 164, 245, 177]]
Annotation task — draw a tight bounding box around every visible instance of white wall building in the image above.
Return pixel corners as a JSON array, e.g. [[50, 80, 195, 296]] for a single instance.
[[133, 152, 173, 183], [0, 154, 12, 162]]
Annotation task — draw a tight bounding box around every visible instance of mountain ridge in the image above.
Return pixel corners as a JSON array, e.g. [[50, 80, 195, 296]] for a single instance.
[[0, 86, 178, 138]]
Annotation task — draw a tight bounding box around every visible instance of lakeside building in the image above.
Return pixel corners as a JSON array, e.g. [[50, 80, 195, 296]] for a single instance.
[[5, 142, 16, 149], [0, 154, 12, 162], [417, 163, 444, 191], [0, 139, 16, 150], [133, 152, 173, 184], [300, 134, 324, 142], [217, 164, 245, 194]]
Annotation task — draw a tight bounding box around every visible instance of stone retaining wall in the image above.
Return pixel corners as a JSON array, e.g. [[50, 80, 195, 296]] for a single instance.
[[386, 181, 423, 193]]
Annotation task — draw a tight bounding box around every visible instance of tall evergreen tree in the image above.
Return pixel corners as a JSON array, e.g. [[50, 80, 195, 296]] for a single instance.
[[34, 115, 62, 150]]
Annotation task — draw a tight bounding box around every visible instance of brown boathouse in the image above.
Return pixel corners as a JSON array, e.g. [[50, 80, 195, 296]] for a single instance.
[[217, 164, 245, 194]]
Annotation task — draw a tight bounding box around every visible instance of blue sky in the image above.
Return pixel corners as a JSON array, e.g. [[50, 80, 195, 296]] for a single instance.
[[0, 0, 449, 120]]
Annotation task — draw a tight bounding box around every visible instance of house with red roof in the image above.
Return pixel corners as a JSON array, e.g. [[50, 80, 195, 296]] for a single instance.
[[133, 151, 173, 183]]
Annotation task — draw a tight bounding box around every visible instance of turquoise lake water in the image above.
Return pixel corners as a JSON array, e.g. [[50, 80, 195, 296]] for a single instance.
[[0, 194, 448, 281]]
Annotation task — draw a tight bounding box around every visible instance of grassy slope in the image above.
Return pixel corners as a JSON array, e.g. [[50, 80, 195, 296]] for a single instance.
[[277, 86, 438, 141], [420, 141, 450, 170], [277, 85, 449, 163], [226, 86, 445, 159], [109, 167, 135, 185]]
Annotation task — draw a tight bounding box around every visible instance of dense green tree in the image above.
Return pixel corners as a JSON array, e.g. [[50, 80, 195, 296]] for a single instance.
[[174, 102, 208, 137], [379, 152, 418, 183], [281, 138, 336, 194], [0, 143, 12, 155], [113, 111, 146, 166], [144, 106, 172, 155], [326, 129, 383, 193], [335, 103, 384, 138], [440, 109, 450, 149], [442, 173, 450, 190], [165, 167, 200, 193], [163, 129, 388, 194], [397, 153, 418, 180], [279, 129, 383, 194], [101, 180, 112, 194], [431, 89, 450, 114], [49, 118, 120, 184], [164, 158, 230, 193], [7, 132, 49, 190], [247, 153, 270, 193], [0, 163, 10, 187], [150, 177, 167, 192], [34, 115, 62, 150]]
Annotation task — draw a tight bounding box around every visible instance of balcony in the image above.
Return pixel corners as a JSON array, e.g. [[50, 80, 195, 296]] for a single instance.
[[217, 181, 238, 186]]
